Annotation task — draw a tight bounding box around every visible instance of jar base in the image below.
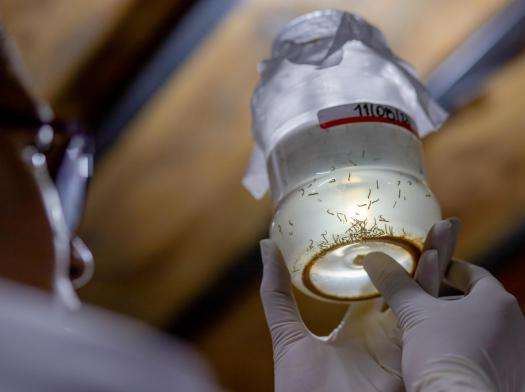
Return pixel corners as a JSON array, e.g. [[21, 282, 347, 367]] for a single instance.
[[302, 238, 421, 301]]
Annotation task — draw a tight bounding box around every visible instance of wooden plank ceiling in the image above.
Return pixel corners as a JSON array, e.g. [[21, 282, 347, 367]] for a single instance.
[[5, 0, 525, 391], [0, 0, 133, 100]]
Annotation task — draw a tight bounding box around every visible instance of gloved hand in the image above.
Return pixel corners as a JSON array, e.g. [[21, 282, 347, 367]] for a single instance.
[[363, 248, 525, 391], [259, 218, 459, 392]]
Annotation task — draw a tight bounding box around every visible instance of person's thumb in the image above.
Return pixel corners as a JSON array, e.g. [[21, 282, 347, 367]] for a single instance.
[[363, 251, 431, 330], [260, 240, 307, 356]]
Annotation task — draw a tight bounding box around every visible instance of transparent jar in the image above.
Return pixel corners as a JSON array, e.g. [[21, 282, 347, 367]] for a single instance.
[[246, 10, 447, 302], [267, 102, 441, 302]]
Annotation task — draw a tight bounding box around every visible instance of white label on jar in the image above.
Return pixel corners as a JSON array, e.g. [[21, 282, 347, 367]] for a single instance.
[[317, 102, 417, 136]]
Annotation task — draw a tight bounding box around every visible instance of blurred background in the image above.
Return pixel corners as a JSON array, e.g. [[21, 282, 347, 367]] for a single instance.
[[2, 0, 525, 390]]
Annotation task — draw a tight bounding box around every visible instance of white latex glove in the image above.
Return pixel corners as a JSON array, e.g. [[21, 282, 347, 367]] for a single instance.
[[363, 251, 525, 391], [260, 218, 459, 392]]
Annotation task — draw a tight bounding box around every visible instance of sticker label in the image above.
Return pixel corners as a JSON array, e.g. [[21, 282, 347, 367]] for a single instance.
[[318, 102, 416, 135]]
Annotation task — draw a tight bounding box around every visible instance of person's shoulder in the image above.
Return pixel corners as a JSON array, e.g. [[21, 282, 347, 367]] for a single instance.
[[0, 279, 220, 391]]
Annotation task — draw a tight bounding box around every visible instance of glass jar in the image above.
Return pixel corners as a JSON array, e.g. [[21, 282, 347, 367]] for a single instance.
[[267, 102, 441, 301]]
